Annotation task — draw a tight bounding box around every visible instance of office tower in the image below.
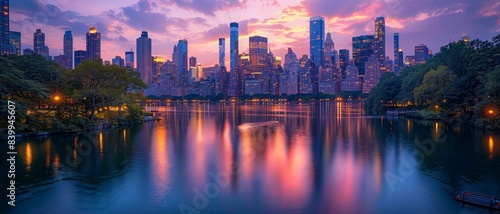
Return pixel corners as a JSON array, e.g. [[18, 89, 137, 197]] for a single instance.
[[125, 50, 134, 69], [415, 44, 429, 64], [324, 30, 334, 67], [352, 35, 374, 76], [300, 55, 309, 67], [219, 38, 225, 67], [74, 50, 87, 68], [374, 17, 386, 65], [172, 45, 178, 66], [137, 31, 153, 85], [152, 56, 165, 82], [33, 29, 48, 56], [299, 59, 315, 94], [0, 0, 9, 55], [405, 55, 415, 66], [230, 22, 239, 71], [249, 35, 268, 72], [9, 31, 20, 56], [112, 56, 124, 67], [197, 63, 203, 80], [189, 56, 197, 68], [177, 39, 188, 84], [341, 63, 362, 92], [339, 49, 349, 78], [244, 78, 262, 95], [363, 56, 381, 94], [63, 31, 73, 69], [393, 33, 400, 73], [23, 48, 33, 55], [86, 27, 101, 60], [54, 55, 65, 67], [284, 48, 299, 95], [310, 16, 325, 68]]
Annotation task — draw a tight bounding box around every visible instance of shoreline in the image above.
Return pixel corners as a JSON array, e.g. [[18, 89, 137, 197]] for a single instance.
[[7, 116, 161, 141], [397, 110, 500, 132]]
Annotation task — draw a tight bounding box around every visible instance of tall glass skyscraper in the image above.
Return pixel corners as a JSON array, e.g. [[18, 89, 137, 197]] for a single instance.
[[219, 38, 225, 67], [125, 50, 134, 69], [64, 31, 73, 69], [1, 0, 9, 55], [33, 29, 46, 55], [137, 31, 152, 85], [249, 35, 268, 71], [310, 16, 325, 68], [352, 35, 374, 76], [374, 17, 386, 65], [393, 33, 400, 73], [230, 22, 239, 71], [74, 50, 86, 68], [86, 27, 101, 60], [9, 31, 20, 56], [177, 39, 188, 84], [415, 44, 429, 64], [339, 49, 349, 78]]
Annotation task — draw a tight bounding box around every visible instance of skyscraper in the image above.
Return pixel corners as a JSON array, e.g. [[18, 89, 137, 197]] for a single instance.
[[393, 33, 400, 73], [219, 38, 225, 67], [0, 0, 9, 55], [352, 35, 374, 76], [374, 17, 386, 65], [63, 31, 73, 69], [284, 48, 299, 95], [189, 56, 197, 68], [9, 31, 20, 56], [125, 50, 134, 69], [86, 27, 101, 61], [74, 50, 86, 68], [339, 49, 349, 78], [137, 31, 152, 85], [310, 16, 325, 68], [33, 29, 47, 56], [249, 35, 268, 72], [172, 45, 178, 67], [230, 22, 239, 71], [229, 22, 242, 96], [363, 56, 381, 94], [177, 39, 188, 85], [324, 30, 334, 67], [415, 44, 429, 64], [112, 56, 124, 67]]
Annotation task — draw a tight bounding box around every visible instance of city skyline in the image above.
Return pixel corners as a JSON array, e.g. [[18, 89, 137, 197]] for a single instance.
[[8, 0, 499, 67]]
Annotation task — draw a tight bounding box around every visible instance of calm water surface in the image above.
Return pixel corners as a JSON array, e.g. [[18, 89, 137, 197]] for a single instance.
[[2, 102, 500, 214]]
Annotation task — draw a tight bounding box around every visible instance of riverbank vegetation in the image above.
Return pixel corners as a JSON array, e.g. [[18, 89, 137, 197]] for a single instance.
[[365, 34, 500, 130], [0, 55, 147, 136]]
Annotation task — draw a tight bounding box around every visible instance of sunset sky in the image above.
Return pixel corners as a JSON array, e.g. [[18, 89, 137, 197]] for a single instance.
[[9, 0, 500, 67]]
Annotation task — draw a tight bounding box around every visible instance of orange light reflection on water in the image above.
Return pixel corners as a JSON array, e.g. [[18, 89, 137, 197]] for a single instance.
[[489, 136, 494, 158], [26, 143, 32, 172], [151, 123, 170, 201]]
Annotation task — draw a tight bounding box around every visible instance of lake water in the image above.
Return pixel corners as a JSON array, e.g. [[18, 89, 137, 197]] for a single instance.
[[2, 102, 500, 213]]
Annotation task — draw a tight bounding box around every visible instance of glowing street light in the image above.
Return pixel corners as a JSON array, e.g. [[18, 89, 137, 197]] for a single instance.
[[54, 96, 60, 102], [488, 109, 494, 115]]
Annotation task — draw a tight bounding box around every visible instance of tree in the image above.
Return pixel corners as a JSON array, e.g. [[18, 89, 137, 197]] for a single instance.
[[485, 67, 500, 98], [365, 72, 401, 111], [413, 66, 453, 106]]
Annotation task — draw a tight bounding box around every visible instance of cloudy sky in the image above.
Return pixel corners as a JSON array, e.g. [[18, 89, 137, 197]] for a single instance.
[[9, 0, 500, 67]]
